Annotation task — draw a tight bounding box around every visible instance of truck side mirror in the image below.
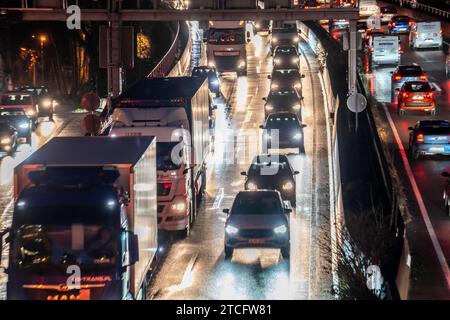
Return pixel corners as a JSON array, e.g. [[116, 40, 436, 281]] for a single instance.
[[395, 88, 400, 92], [129, 232, 139, 266], [302, 124, 307, 128], [223, 208, 230, 214], [293, 171, 300, 175], [262, 97, 267, 101], [267, 75, 271, 79], [301, 74, 306, 78], [259, 125, 264, 129], [240, 171, 247, 176]]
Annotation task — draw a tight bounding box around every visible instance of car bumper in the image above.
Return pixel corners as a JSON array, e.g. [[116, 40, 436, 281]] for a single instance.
[[391, 27, 410, 33], [401, 101, 435, 111], [414, 41, 442, 48], [225, 234, 289, 249], [415, 144, 450, 155], [157, 200, 189, 231]]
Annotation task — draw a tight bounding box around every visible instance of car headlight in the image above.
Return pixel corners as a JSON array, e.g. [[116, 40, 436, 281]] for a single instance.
[[52, 100, 58, 107], [208, 61, 215, 68], [274, 224, 288, 234], [19, 122, 29, 129], [292, 104, 301, 110], [294, 82, 301, 89], [42, 99, 52, 107], [265, 104, 273, 111], [291, 57, 299, 64], [225, 225, 239, 235], [255, 23, 261, 29], [274, 58, 281, 65], [293, 132, 302, 140], [25, 109, 36, 117], [272, 37, 278, 43], [247, 181, 258, 190], [282, 181, 294, 190], [271, 83, 279, 89], [293, 36, 300, 43], [1, 137, 11, 144], [264, 133, 272, 140], [171, 202, 186, 212], [238, 60, 246, 68]]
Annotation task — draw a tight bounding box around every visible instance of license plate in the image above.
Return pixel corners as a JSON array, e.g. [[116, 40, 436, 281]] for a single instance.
[[248, 239, 265, 244], [214, 51, 239, 56], [412, 95, 423, 100], [430, 147, 444, 152]]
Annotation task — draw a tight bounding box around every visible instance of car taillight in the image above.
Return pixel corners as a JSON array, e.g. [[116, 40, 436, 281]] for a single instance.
[[163, 183, 172, 189], [402, 92, 409, 99], [419, 75, 427, 80], [393, 75, 402, 81], [388, 23, 393, 27], [426, 92, 434, 99], [392, 22, 396, 27], [416, 133, 424, 143], [408, 21, 412, 26], [370, 47, 374, 52]]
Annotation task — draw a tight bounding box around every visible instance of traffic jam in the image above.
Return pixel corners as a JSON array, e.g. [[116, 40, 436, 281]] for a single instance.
[[0, 0, 449, 302]]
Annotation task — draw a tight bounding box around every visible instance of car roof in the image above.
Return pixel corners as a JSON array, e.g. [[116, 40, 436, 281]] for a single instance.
[[235, 190, 281, 198]]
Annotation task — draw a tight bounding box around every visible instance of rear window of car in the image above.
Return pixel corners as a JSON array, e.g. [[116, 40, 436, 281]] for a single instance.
[[232, 194, 282, 215], [420, 127, 450, 135], [398, 66, 422, 75], [394, 17, 410, 22], [0, 94, 32, 105], [403, 82, 431, 92]]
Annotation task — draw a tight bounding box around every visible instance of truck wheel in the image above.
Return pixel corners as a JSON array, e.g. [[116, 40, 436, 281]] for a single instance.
[[281, 243, 290, 259], [224, 245, 233, 259]]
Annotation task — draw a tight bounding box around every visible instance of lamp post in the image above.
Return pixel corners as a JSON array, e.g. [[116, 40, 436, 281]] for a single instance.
[[38, 35, 47, 85]]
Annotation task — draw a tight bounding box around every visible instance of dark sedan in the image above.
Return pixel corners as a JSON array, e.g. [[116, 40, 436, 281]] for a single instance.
[[0, 121, 18, 155]]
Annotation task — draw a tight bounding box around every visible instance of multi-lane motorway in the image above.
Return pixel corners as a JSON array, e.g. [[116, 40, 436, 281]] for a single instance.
[[148, 35, 333, 300], [360, 2, 450, 298]]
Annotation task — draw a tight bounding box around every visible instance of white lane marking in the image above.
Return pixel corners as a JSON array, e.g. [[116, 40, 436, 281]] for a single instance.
[[179, 254, 198, 288], [212, 187, 224, 209], [381, 102, 450, 291], [318, 70, 338, 294], [431, 82, 442, 93]]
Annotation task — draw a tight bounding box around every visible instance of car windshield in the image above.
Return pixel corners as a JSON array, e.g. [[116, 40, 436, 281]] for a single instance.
[[275, 47, 297, 54], [403, 82, 431, 92], [12, 224, 117, 269], [1, 94, 32, 105], [266, 115, 300, 130], [249, 162, 290, 176], [274, 51, 297, 59], [208, 28, 245, 44], [157, 142, 183, 171], [0, 109, 26, 116], [232, 193, 282, 215], [273, 28, 297, 34]]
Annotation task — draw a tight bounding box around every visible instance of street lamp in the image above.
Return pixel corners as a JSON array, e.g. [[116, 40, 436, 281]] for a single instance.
[[33, 34, 47, 85]]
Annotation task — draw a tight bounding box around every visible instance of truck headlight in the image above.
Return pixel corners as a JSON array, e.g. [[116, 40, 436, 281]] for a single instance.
[[291, 57, 299, 64], [25, 109, 36, 117], [282, 181, 294, 190], [293, 132, 302, 140], [225, 225, 239, 235], [272, 37, 278, 43], [42, 99, 52, 107], [274, 224, 287, 234], [293, 36, 300, 43], [265, 104, 273, 111], [274, 58, 281, 65], [247, 181, 258, 190], [19, 122, 29, 129], [271, 83, 279, 89], [1, 137, 11, 144], [171, 202, 186, 212], [292, 104, 301, 110], [294, 82, 301, 89]]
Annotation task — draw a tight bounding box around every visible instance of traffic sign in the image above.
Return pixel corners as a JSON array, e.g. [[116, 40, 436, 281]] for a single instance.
[[346, 93, 367, 113], [80, 92, 100, 112]]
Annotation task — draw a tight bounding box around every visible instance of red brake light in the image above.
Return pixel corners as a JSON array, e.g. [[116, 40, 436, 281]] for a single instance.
[[163, 183, 172, 189], [392, 22, 396, 27], [426, 92, 434, 99], [416, 133, 424, 143], [408, 21, 412, 26], [402, 92, 409, 99], [419, 75, 427, 80], [394, 75, 402, 80]]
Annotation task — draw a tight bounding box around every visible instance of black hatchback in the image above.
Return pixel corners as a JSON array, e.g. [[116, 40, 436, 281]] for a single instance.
[[0, 108, 32, 144]]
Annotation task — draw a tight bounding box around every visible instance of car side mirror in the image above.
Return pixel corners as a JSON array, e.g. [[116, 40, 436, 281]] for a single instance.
[[432, 87, 436, 91], [302, 124, 307, 128], [223, 208, 230, 214], [211, 105, 218, 110], [395, 88, 400, 92], [262, 97, 267, 101], [408, 126, 414, 130], [293, 171, 300, 175], [284, 208, 292, 214], [267, 75, 271, 79], [247, 31, 251, 38], [240, 171, 247, 176], [442, 172, 450, 178], [0, 228, 10, 269], [259, 125, 264, 129], [301, 74, 306, 78], [390, 71, 393, 74]]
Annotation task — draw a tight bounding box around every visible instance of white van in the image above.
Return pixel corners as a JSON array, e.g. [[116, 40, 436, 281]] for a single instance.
[[409, 21, 442, 50], [371, 35, 400, 67]]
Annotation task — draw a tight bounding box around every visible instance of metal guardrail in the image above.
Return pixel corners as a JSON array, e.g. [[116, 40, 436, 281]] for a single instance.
[[147, 22, 181, 78], [394, 0, 450, 20]]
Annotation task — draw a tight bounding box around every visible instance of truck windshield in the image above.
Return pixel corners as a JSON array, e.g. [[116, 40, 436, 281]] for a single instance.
[[12, 224, 117, 270], [157, 142, 183, 171], [208, 28, 245, 45]]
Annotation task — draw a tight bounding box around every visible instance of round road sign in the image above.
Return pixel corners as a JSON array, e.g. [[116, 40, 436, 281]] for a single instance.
[[346, 93, 367, 113]]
